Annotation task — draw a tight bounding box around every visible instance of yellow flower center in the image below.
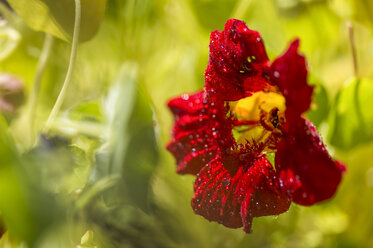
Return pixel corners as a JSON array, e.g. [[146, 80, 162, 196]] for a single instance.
[[230, 90, 286, 149]]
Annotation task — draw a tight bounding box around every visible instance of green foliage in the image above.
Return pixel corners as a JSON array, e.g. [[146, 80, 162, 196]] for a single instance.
[[119, 85, 159, 211], [0, 16, 20, 60], [0, 118, 62, 246], [190, 0, 236, 30], [7, 0, 107, 42], [331, 0, 373, 31], [306, 80, 330, 126], [68, 101, 103, 123], [329, 78, 373, 150], [77, 230, 97, 248], [89, 66, 159, 211]]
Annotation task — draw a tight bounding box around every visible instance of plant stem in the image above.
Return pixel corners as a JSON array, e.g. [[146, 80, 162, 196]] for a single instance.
[[231, 0, 253, 20], [347, 22, 359, 78], [45, 0, 81, 131], [28, 33, 54, 139]]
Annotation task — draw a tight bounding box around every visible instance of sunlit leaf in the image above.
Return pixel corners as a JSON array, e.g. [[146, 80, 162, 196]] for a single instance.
[[0, 24, 20, 61], [328, 78, 373, 149], [0, 232, 22, 247], [120, 85, 159, 211], [77, 230, 97, 248], [7, 0, 107, 42], [68, 101, 102, 123], [306, 81, 330, 126], [88, 65, 159, 212]]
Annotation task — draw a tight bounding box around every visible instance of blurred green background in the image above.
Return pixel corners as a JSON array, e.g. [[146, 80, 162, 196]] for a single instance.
[[1, 0, 373, 247]]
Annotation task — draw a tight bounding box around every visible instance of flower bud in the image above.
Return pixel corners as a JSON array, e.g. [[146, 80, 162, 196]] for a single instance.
[[0, 73, 25, 118]]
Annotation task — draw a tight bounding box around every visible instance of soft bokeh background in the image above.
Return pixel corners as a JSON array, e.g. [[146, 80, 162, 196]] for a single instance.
[[1, 0, 373, 247]]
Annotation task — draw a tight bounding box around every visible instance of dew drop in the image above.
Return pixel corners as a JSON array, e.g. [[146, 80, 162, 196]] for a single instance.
[[273, 71, 280, 78]]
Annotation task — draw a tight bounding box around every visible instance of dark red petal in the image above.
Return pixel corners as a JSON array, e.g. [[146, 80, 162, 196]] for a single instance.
[[168, 91, 206, 116], [269, 40, 314, 126], [275, 118, 345, 206], [192, 156, 245, 229], [249, 172, 291, 218], [167, 91, 234, 175], [205, 19, 271, 101], [240, 156, 291, 233], [192, 154, 290, 233], [166, 128, 219, 175]]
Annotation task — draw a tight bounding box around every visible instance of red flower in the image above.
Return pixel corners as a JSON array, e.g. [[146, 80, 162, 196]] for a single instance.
[[167, 19, 345, 233]]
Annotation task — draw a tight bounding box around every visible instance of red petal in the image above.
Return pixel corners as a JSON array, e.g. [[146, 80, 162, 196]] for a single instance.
[[167, 91, 234, 174], [192, 154, 290, 233], [275, 118, 345, 205], [269, 40, 313, 126], [240, 157, 291, 233], [205, 19, 270, 101], [168, 91, 206, 116]]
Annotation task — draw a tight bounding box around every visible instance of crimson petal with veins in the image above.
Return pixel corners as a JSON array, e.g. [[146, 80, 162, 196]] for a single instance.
[[275, 118, 345, 205], [269, 39, 313, 128], [167, 90, 233, 174], [192, 155, 290, 233]]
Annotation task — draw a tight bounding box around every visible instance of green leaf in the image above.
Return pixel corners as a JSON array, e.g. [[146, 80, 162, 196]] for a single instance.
[[328, 78, 373, 150], [88, 64, 159, 212], [0, 232, 24, 247], [87, 203, 173, 248], [119, 84, 159, 211], [68, 101, 103, 123], [77, 230, 97, 248], [0, 21, 21, 61], [0, 118, 62, 246], [26, 135, 94, 195], [7, 0, 107, 42], [306, 81, 330, 126]]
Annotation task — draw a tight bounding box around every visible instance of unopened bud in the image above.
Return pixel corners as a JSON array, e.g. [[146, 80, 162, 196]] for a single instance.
[[0, 73, 25, 117]]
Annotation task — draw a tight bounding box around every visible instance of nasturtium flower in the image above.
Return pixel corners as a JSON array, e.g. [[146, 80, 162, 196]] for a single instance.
[[167, 19, 345, 233]]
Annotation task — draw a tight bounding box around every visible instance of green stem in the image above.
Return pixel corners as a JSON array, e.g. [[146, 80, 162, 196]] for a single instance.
[[28, 33, 54, 139], [230, 0, 253, 20], [347, 22, 359, 78], [45, 0, 81, 131]]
